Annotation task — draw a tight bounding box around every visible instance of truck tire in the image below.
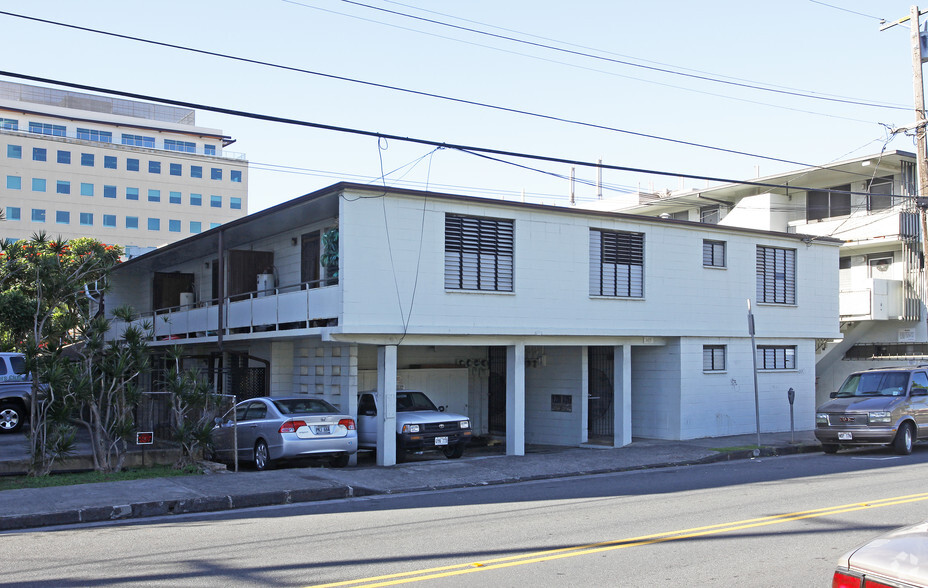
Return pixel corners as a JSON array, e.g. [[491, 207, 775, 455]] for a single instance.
[[0, 402, 24, 434], [893, 422, 915, 455], [821, 444, 839, 454], [442, 443, 465, 459]]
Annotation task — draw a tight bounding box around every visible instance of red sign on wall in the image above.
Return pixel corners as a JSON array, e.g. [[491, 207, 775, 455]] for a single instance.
[[136, 432, 154, 445]]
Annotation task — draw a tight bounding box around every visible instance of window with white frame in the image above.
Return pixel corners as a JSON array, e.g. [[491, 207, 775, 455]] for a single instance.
[[756, 345, 796, 370], [756, 246, 796, 304], [444, 213, 514, 292], [703, 240, 725, 268], [700, 206, 720, 224], [806, 185, 850, 221], [590, 229, 644, 298], [867, 177, 894, 212], [703, 345, 726, 371]]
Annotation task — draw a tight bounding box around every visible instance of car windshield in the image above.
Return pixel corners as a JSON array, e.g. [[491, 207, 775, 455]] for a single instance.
[[836, 372, 910, 397], [396, 391, 438, 412], [272, 398, 339, 415]]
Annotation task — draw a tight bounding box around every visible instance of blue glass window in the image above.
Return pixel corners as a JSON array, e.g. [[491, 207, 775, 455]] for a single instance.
[[7, 145, 21, 159], [103, 214, 116, 228], [164, 140, 196, 153], [56, 211, 69, 224], [77, 129, 112, 143], [32, 178, 46, 192], [31, 209, 45, 223], [190, 165, 202, 178], [168, 219, 181, 232], [79, 212, 93, 226], [103, 185, 116, 199], [6, 207, 20, 221], [29, 123, 65, 136], [126, 216, 139, 229], [148, 161, 161, 174], [148, 189, 160, 203], [190, 193, 202, 206], [80, 153, 94, 167], [57, 150, 70, 164], [126, 187, 139, 200], [210, 195, 222, 208], [121, 134, 154, 148], [231, 170, 242, 183], [190, 221, 202, 234], [230, 197, 242, 210], [103, 155, 117, 169], [0, 119, 17, 130], [209, 222, 221, 229], [169, 191, 181, 204], [56, 180, 70, 194], [204, 144, 216, 155], [127, 158, 139, 172], [148, 218, 160, 231], [210, 168, 222, 181], [32, 148, 46, 162], [169, 163, 182, 176], [6, 176, 21, 190], [80, 183, 93, 196]]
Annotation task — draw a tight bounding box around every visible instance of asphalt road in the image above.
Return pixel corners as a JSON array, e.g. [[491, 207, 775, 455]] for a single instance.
[[4, 447, 928, 587]]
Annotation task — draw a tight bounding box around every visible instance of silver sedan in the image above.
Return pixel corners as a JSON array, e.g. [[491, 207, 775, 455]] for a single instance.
[[211, 396, 357, 469]]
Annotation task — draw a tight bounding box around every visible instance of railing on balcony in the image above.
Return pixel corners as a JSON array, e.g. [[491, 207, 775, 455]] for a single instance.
[[109, 279, 340, 342], [839, 278, 906, 321]]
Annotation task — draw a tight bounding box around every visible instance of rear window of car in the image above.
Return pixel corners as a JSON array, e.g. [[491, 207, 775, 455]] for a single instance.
[[273, 398, 339, 414]]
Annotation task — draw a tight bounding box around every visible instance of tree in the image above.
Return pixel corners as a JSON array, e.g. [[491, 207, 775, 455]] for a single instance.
[[161, 345, 220, 468]]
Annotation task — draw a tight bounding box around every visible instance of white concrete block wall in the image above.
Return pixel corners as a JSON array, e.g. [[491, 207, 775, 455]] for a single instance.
[[631, 343, 681, 439], [524, 347, 583, 446], [269, 340, 293, 396], [292, 341, 355, 413]]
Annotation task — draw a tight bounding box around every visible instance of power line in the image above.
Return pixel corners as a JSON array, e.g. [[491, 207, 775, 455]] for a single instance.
[[323, 0, 909, 111], [1, 70, 911, 201], [0, 9, 866, 170], [808, 0, 885, 22]]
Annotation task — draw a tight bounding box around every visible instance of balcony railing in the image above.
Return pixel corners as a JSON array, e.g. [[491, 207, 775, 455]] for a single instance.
[[839, 278, 905, 321], [109, 280, 339, 342]]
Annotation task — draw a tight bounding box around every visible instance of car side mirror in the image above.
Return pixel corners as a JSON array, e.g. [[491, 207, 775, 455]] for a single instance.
[[829, 392, 838, 398]]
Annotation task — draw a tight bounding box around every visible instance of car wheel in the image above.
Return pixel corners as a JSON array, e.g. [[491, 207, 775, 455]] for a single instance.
[[0, 403, 24, 434], [330, 454, 350, 468], [254, 440, 272, 470], [442, 443, 465, 459], [821, 444, 839, 454], [893, 423, 915, 455]]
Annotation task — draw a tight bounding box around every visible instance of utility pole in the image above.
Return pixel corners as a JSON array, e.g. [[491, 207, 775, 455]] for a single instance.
[[883, 6, 928, 321]]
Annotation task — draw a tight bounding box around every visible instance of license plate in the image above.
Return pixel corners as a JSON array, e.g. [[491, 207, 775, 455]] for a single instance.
[[314, 425, 331, 435], [435, 436, 449, 446], [838, 432, 852, 441]]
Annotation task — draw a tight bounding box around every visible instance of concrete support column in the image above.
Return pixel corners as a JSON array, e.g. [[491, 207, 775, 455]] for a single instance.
[[614, 344, 632, 447], [580, 346, 589, 445], [377, 345, 398, 466], [346, 344, 359, 466], [505, 343, 525, 456]]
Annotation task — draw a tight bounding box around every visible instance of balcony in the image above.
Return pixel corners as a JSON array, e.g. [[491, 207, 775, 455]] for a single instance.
[[840, 278, 905, 321], [110, 280, 340, 343]]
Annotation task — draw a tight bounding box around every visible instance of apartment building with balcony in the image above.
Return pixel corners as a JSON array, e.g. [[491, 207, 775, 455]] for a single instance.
[[600, 151, 921, 404], [104, 182, 839, 465], [0, 81, 248, 253]]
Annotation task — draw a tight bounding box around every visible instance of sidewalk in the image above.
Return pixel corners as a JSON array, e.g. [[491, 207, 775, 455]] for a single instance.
[[0, 430, 822, 532]]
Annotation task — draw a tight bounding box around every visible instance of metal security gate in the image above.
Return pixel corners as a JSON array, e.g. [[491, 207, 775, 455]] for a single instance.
[[588, 346, 614, 440], [487, 346, 507, 434]]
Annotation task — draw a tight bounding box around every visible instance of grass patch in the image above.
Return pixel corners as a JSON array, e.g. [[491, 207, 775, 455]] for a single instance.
[[711, 445, 761, 453], [0, 464, 201, 492]]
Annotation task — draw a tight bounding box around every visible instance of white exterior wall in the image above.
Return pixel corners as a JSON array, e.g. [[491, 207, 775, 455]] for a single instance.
[[524, 347, 583, 446], [338, 189, 840, 340], [631, 343, 682, 439]]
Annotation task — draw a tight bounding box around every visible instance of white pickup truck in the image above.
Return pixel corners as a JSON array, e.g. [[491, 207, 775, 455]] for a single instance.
[[357, 390, 472, 461]]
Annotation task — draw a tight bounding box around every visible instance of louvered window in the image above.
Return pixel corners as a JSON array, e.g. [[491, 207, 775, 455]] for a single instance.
[[444, 214, 514, 292], [703, 240, 726, 268], [703, 345, 726, 371], [757, 346, 796, 370], [590, 229, 644, 298], [756, 246, 796, 304]]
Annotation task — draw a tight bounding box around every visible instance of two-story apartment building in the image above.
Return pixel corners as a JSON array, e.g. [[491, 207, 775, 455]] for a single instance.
[[105, 182, 840, 465], [0, 81, 248, 253], [603, 151, 920, 404]]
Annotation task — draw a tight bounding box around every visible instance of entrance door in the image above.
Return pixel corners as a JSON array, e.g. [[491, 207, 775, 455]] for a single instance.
[[588, 346, 614, 442], [487, 347, 507, 434]]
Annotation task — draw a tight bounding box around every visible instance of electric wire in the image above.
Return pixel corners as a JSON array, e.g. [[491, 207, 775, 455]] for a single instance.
[[325, 0, 908, 111], [808, 0, 886, 22], [0, 70, 914, 201], [0, 9, 887, 171]]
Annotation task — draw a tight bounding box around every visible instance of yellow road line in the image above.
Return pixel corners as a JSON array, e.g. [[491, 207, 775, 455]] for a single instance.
[[307, 491, 928, 588]]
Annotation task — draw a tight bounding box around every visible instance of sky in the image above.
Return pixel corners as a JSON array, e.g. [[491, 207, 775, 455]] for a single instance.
[[0, 0, 923, 213]]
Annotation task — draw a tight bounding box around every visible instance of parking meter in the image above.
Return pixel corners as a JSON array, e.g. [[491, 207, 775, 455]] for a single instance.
[[787, 387, 795, 405], [787, 387, 796, 442]]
